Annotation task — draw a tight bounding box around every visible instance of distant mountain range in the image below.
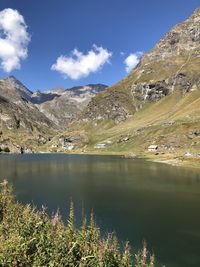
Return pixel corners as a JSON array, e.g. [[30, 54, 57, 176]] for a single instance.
[[0, 75, 107, 152], [34, 84, 108, 128], [0, 8, 200, 159]]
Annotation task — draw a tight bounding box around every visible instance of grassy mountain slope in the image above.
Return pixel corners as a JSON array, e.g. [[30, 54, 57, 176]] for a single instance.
[[81, 8, 200, 123], [50, 8, 200, 164], [50, 88, 200, 169]]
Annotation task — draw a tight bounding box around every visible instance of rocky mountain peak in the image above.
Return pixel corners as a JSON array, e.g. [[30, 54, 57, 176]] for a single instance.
[[6, 75, 17, 81], [192, 7, 200, 16], [5, 75, 33, 101], [6, 75, 29, 89], [141, 7, 200, 65]]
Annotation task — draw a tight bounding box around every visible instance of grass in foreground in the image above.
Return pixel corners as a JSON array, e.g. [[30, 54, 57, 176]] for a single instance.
[[0, 180, 155, 266]]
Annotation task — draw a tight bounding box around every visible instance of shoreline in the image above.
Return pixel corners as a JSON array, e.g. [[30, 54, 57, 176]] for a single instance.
[[2, 150, 200, 170]]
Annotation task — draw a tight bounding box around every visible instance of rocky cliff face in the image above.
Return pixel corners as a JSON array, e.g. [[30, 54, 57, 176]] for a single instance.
[[81, 8, 200, 123], [83, 89, 135, 123], [0, 77, 54, 131], [0, 76, 32, 104], [141, 8, 200, 64]]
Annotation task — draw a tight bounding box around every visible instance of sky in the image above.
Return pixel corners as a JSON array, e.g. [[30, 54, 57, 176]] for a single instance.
[[0, 0, 199, 91]]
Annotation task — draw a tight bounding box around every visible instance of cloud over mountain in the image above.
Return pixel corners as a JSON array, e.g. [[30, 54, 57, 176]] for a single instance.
[[0, 8, 30, 72], [51, 44, 112, 80], [124, 52, 143, 73]]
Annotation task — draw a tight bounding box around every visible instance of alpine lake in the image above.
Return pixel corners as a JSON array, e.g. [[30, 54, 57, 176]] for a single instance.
[[1, 153, 200, 267]]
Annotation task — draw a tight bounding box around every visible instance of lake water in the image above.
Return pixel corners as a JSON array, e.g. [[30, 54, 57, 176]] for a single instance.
[[0, 154, 200, 267]]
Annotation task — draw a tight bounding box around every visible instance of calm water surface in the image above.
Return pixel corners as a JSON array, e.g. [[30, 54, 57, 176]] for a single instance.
[[0, 154, 200, 267]]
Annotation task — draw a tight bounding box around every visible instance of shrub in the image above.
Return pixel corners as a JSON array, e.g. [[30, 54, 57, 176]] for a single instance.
[[0, 180, 155, 266]]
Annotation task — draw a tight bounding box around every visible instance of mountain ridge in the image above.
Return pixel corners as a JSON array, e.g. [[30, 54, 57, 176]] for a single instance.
[[0, 77, 108, 151], [80, 7, 200, 123]]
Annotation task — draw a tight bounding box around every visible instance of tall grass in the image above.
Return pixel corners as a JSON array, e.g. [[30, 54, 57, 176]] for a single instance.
[[0, 180, 155, 266]]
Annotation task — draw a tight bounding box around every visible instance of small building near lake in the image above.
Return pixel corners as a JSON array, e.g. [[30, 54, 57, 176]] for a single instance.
[[148, 145, 158, 152], [94, 143, 106, 149]]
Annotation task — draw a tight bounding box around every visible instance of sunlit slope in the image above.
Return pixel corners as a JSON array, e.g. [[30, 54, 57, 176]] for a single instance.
[[61, 88, 200, 156], [46, 8, 200, 157], [66, 8, 200, 156], [81, 8, 200, 124]]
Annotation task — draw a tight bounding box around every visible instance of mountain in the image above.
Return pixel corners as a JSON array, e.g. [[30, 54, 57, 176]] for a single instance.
[[0, 76, 33, 104], [31, 91, 59, 104], [56, 8, 200, 162], [0, 76, 57, 152], [35, 84, 107, 128], [82, 8, 200, 123], [0, 77, 107, 151]]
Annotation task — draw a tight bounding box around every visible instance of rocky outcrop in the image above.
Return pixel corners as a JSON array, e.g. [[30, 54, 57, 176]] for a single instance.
[[83, 90, 134, 123], [132, 73, 192, 101], [133, 82, 170, 101]]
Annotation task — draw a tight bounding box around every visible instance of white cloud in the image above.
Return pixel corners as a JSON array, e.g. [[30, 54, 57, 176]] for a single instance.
[[124, 52, 143, 73], [51, 44, 112, 80], [0, 8, 30, 72]]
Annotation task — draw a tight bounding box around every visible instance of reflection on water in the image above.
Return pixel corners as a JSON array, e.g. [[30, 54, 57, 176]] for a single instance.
[[0, 154, 200, 267]]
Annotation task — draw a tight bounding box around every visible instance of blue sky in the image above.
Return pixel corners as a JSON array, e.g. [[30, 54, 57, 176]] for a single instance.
[[0, 0, 199, 91]]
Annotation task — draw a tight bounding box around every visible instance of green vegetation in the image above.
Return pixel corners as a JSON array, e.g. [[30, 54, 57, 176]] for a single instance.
[[0, 181, 155, 266], [52, 42, 199, 167], [55, 88, 200, 168]]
